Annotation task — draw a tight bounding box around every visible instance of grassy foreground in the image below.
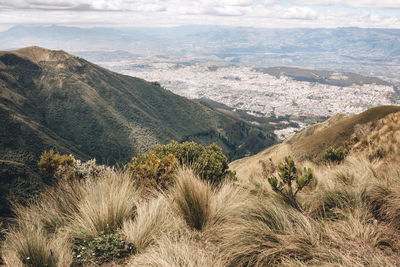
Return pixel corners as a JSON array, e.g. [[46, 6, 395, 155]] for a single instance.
[[2, 152, 400, 266]]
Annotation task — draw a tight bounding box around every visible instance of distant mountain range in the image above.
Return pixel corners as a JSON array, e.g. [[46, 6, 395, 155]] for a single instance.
[[1, 25, 399, 85], [0, 46, 275, 216]]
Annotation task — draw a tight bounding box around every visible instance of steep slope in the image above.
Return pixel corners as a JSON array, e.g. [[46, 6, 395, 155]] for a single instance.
[[230, 105, 400, 179], [0, 46, 275, 215]]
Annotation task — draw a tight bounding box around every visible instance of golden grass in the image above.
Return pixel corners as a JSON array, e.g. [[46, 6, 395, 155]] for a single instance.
[[122, 195, 187, 254], [3, 148, 400, 266], [230, 107, 400, 181], [127, 236, 226, 267], [66, 170, 140, 239], [170, 167, 213, 231], [217, 197, 320, 266]]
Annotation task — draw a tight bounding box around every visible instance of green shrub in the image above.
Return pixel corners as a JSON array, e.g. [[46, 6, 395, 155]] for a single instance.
[[38, 149, 75, 177], [73, 232, 135, 265], [127, 153, 178, 189], [39, 150, 110, 182], [128, 141, 233, 188], [323, 147, 348, 164], [262, 156, 313, 211], [155, 141, 232, 183]]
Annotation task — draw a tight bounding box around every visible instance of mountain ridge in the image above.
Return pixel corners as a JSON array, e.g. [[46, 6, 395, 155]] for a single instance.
[[0, 46, 275, 216], [230, 105, 400, 180]]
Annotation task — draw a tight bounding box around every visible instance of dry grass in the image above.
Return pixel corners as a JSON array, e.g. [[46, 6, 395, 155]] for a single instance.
[[217, 197, 320, 266], [66, 170, 140, 239], [170, 167, 213, 231], [351, 111, 400, 161], [230, 107, 400, 181], [3, 148, 400, 266], [1, 220, 72, 267], [128, 236, 226, 267], [1, 169, 140, 265], [122, 194, 187, 254]]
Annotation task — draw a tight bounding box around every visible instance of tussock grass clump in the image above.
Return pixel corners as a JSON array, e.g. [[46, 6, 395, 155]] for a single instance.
[[218, 197, 320, 266], [1, 169, 140, 265], [128, 237, 226, 267], [366, 174, 400, 231], [208, 182, 249, 228], [123, 195, 187, 254], [305, 187, 364, 219], [1, 221, 70, 267], [25, 178, 84, 233], [171, 167, 213, 231], [324, 206, 399, 252], [66, 170, 140, 239]]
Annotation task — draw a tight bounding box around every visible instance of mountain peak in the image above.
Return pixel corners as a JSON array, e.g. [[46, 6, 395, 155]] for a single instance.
[[0, 46, 72, 64]]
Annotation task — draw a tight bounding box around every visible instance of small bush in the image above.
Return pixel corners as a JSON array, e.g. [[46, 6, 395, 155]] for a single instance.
[[128, 152, 178, 189], [261, 156, 313, 211], [153, 141, 231, 183], [128, 141, 233, 189], [38, 149, 75, 177], [73, 158, 109, 180], [323, 147, 348, 164], [73, 232, 135, 265]]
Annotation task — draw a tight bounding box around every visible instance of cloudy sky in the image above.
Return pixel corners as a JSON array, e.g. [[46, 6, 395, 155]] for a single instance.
[[0, 0, 400, 30]]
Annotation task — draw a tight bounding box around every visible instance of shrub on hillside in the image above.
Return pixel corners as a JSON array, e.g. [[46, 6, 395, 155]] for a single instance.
[[38, 150, 108, 181], [73, 159, 109, 180], [38, 149, 75, 177], [128, 141, 234, 188], [323, 146, 348, 164], [261, 156, 313, 211], [128, 153, 178, 189]]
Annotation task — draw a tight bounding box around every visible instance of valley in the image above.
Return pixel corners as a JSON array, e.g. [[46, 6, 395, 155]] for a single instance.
[[81, 54, 399, 139]]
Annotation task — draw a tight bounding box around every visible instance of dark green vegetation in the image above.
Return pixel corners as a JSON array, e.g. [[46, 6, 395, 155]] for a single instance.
[[323, 147, 349, 164], [73, 232, 135, 265], [261, 156, 313, 211], [128, 141, 233, 189], [258, 66, 392, 87], [0, 46, 276, 217]]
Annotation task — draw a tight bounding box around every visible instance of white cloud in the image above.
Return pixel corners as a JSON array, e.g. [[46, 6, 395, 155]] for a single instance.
[[259, 0, 276, 5], [0, 0, 399, 28], [279, 6, 317, 19], [249, 5, 317, 20], [0, 0, 257, 11], [292, 0, 400, 9]]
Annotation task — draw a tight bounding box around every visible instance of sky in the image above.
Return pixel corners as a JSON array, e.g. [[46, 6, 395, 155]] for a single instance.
[[0, 0, 400, 31]]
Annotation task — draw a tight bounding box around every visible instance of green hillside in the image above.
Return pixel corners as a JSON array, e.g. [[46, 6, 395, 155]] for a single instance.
[[0, 46, 275, 216]]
